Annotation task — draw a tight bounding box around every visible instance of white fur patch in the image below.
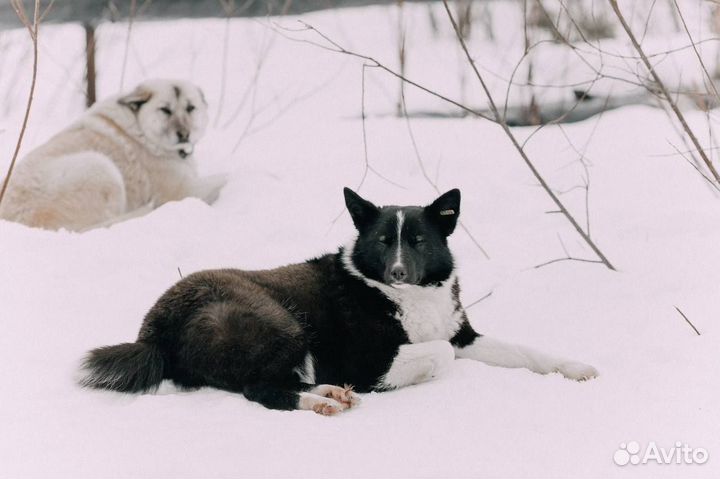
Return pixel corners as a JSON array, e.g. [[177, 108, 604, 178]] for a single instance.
[[455, 336, 599, 380], [293, 353, 316, 384], [297, 385, 361, 415], [297, 392, 343, 415], [377, 340, 454, 389], [393, 210, 405, 270], [341, 241, 463, 343]]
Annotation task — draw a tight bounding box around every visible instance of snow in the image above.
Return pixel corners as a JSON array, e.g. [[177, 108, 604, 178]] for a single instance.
[[1, 2, 719, 477]]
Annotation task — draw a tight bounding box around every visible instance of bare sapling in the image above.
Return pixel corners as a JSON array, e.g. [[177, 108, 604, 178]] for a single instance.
[[0, 0, 53, 210]]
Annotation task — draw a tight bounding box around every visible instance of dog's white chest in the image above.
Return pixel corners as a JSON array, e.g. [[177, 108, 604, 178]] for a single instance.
[[385, 281, 463, 343]]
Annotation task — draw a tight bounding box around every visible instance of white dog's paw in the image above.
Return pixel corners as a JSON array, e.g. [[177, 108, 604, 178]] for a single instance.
[[307, 384, 361, 409], [556, 361, 598, 381], [311, 398, 345, 416], [329, 385, 362, 409], [208, 172, 229, 187], [195, 173, 228, 205], [141, 198, 157, 212]]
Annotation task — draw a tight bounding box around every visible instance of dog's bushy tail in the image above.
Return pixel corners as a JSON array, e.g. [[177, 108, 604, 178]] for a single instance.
[[80, 342, 164, 393]]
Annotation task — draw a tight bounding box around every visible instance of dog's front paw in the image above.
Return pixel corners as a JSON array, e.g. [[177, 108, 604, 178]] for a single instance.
[[310, 384, 361, 409], [556, 361, 598, 381], [195, 173, 228, 205], [337, 385, 362, 408], [311, 398, 345, 416]]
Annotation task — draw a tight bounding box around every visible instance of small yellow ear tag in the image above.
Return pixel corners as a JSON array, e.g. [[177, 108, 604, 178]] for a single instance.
[[439, 209, 455, 216]]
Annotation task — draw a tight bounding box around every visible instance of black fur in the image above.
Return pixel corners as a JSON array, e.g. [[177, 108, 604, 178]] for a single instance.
[[81, 188, 480, 412], [347, 189, 460, 286], [449, 279, 480, 348], [80, 342, 164, 392]]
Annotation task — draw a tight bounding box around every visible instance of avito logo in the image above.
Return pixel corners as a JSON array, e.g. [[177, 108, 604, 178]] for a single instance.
[[614, 441, 708, 466]]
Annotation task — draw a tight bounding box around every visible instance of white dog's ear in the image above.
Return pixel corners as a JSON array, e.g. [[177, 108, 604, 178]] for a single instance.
[[118, 86, 153, 112]]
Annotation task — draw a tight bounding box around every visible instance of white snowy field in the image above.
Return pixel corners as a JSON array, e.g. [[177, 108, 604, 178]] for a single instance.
[[1, 2, 720, 477]]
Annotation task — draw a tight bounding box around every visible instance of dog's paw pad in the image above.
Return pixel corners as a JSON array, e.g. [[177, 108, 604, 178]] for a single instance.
[[558, 362, 599, 381]]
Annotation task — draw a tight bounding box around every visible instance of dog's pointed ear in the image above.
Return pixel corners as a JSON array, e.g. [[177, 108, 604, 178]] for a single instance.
[[118, 86, 152, 112], [344, 187, 379, 232], [425, 189, 460, 236]]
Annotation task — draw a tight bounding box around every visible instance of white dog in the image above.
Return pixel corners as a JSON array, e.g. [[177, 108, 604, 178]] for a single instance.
[[0, 79, 226, 231]]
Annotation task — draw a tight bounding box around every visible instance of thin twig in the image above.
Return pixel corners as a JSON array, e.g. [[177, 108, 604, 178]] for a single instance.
[[465, 290, 493, 310], [674, 306, 701, 336], [534, 256, 605, 269], [608, 0, 720, 185], [234, 61, 346, 144], [214, 0, 236, 127], [657, 97, 719, 195], [327, 64, 403, 232], [358, 62, 371, 192], [0, 0, 42, 210], [272, 21, 497, 123], [443, 0, 615, 271], [667, 140, 720, 192], [118, 0, 137, 92], [220, 25, 275, 129], [670, 0, 720, 104], [555, 100, 607, 237], [399, 83, 490, 259]]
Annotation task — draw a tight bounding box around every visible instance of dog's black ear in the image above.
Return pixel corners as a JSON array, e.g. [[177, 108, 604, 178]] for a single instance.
[[425, 189, 460, 236], [118, 86, 152, 112], [344, 187, 379, 232]]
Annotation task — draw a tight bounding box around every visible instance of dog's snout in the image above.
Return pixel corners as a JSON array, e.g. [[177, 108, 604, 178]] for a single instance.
[[390, 264, 408, 283], [177, 130, 189, 143]]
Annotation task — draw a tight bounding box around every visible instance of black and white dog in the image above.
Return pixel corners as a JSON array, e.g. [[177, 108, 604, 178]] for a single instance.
[[81, 188, 598, 415]]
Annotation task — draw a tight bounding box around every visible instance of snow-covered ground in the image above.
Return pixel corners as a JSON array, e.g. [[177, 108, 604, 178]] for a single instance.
[[1, 2, 719, 477]]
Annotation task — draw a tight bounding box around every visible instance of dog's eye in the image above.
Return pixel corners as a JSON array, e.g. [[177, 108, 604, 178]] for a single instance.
[[186, 104, 195, 113], [159, 107, 172, 116], [378, 235, 390, 245], [414, 235, 425, 244]]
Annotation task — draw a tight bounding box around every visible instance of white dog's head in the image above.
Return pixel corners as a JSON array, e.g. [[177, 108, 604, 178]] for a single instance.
[[118, 79, 208, 158]]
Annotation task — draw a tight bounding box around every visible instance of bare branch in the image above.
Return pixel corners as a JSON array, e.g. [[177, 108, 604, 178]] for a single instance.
[[327, 64, 404, 232], [232, 61, 346, 144], [10, 0, 33, 38], [670, 0, 720, 103], [465, 290, 493, 310], [443, 0, 616, 271], [118, 0, 137, 92], [271, 20, 498, 123], [399, 81, 490, 259], [220, 26, 275, 129], [534, 256, 605, 269], [674, 306, 701, 336], [608, 0, 720, 185], [0, 0, 42, 210], [667, 140, 720, 193], [213, 0, 236, 126]]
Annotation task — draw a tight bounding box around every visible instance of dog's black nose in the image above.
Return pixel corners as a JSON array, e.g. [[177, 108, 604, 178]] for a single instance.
[[390, 265, 408, 282], [177, 131, 189, 142]]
